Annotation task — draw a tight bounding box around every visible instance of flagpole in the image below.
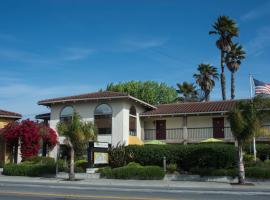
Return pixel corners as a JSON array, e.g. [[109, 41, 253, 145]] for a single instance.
[[249, 74, 257, 162]]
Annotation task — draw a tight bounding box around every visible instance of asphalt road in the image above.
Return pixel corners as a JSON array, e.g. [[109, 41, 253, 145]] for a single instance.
[[0, 181, 270, 200]]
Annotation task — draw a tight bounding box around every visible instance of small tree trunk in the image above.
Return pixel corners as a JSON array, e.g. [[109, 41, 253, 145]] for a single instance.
[[231, 72, 235, 100], [69, 146, 75, 180], [238, 144, 245, 184], [221, 50, 226, 100]]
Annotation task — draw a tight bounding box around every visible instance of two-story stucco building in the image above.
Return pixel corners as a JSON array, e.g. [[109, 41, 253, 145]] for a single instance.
[[37, 91, 270, 156]]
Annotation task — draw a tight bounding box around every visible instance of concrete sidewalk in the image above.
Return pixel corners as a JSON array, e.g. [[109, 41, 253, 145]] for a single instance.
[[1, 173, 270, 192]]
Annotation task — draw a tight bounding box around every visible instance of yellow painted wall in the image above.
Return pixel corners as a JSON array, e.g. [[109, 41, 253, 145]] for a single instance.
[[0, 117, 17, 164], [0, 118, 13, 128], [128, 136, 144, 145]]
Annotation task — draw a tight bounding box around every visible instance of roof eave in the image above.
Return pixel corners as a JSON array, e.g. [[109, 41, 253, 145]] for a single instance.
[[38, 95, 156, 109], [0, 115, 22, 119], [140, 110, 229, 117]]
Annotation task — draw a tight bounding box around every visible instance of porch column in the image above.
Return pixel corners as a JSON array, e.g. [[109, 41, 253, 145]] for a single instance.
[[183, 116, 188, 145]]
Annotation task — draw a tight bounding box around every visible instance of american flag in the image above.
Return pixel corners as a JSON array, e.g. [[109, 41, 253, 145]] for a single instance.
[[253, 78, 270, 95]]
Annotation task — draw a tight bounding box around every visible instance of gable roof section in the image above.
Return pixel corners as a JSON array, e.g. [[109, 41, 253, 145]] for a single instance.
[[38, 91, 156, 109], [0, 109, 22, 119], [141, 100, 238, 117]]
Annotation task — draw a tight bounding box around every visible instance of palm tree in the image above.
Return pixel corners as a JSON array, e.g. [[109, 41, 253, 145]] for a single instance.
[[57, 113, 97, 180], [209, 16, 239, 100], [225, 43, 246, 99], [229, 97, 270, 184], [193, 64, 219, 101], [176, 81, 198, 102]]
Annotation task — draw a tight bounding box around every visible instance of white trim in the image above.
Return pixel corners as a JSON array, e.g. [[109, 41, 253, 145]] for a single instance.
[[39, 95, 156, 109]]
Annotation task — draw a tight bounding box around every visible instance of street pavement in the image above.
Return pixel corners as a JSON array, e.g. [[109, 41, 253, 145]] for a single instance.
[[0, 175, 270, 199]]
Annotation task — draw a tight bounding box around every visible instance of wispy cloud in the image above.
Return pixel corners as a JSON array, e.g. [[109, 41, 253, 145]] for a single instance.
[[0, 46, 96, 66], [0, 33, 24, 43], [119, 37, 168, 52], [0, 81, 101, 118], [241, 1, 270, 21], [60, 47, 95, 61], [124, 38, 167, 49], [246, 26, 270, 56]]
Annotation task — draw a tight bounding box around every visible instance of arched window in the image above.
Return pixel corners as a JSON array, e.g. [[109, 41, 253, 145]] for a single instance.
[[129, 106, 137, 136], [94, 104, 112, 135], [60, 106, 74, 123]]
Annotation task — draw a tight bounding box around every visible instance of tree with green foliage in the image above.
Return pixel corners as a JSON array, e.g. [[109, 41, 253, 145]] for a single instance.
[[209, 16, 239, 100], [106, 81, 178, 105], [176, 81, 199, 102], [57, 113, 97, 180], [229, 96, 270, 184], [193, 64, 219, 101], [225, 43, 246, 99]]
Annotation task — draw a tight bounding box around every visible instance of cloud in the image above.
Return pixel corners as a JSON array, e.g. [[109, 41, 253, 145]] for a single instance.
[[0, 46, 95, 66], [246, 26, 270, 56], [120, 37, 167, 51], [0, 82, 101, 118], [241, 1, 270, 21], [60, 47, 95, 61], [0, 33, 24, 43]]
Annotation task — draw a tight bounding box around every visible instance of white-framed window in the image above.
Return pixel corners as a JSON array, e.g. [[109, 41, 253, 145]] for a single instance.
[[129, 106, 137, 136], [60, 106, 74, 123]]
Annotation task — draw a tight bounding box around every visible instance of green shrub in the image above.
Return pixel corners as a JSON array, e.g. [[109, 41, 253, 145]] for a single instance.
[[57, 159, 68, 172], [244, 154, 254, 162], [108, 143, 127, 168], [167, 163, 177, 174], [25, 156, 55, 165], [99, 167, 113, 178], [125, 144, 236, 171], [246, 167, 270, 179], [75, 160, 88, 172], [100, 164, 165, 180], [244, 144, 270, 161], [189, 167, 238, 177], [3, 163, 56, 177], [127, 162, 142, 168], [0, 161, 3, 168]]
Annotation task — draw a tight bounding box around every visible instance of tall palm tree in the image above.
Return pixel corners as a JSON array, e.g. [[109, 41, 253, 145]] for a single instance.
[[176, 81, 198, 102], [193, 64, 219, 101], [229, 97, 270, 184], [225, 43, 246, 99], [209, 16, 239, 100]]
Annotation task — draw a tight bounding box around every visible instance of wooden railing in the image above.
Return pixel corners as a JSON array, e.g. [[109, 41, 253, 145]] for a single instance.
[[144, 126, 270, 143]]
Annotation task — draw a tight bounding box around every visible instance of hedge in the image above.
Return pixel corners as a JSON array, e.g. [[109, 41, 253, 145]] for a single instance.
[[3, 156, 56, 177], [100, 163, 165, 180], [190, 167, 270, 179], [244, 144, 270, 161], [123, 144, 237, 171]]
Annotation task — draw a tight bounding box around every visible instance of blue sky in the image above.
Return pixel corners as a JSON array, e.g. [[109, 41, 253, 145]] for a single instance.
[[1, 0, 270, 117]]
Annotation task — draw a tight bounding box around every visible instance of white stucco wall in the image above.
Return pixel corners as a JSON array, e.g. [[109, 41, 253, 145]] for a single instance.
[[143, 115, 229, 130], [144, 117, 184, 129], [49, 99, 148, 151]]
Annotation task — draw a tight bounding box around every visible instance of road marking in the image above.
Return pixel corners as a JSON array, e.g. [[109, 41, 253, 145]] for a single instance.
[[0, 191, 176, 200]]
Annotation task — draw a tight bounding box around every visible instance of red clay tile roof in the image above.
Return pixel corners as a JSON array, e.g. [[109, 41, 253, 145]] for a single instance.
[[0, 109, 22, 119], [141, 100, 238, 116], [38, 91, 156, 108]]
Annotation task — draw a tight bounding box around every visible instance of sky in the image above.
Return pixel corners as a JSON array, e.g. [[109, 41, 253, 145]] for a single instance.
[[0, 0, 270, 118]]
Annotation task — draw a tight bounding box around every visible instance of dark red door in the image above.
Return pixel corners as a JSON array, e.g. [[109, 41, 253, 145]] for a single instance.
[[156, 120, 166, 140], [213, 118, 224, 138]]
